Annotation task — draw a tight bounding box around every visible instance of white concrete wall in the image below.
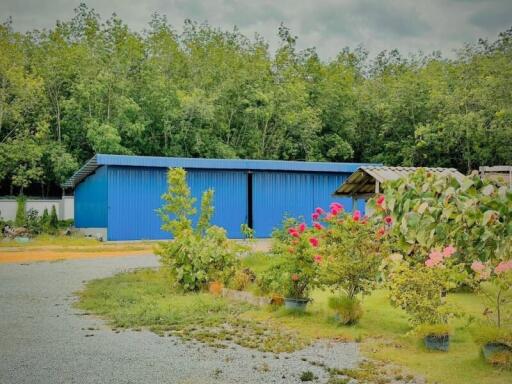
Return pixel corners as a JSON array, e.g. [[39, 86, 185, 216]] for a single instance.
[[0, 197, 74, 221]]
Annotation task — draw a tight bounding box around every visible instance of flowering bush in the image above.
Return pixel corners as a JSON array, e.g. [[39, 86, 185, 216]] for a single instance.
[[156, 168, 241, 291], [367, 169, 512, 266], [268, 221, 322, 299], [316, 203, 390, 301], [471, 251, 512, 328], [387, 245, 464, 326]]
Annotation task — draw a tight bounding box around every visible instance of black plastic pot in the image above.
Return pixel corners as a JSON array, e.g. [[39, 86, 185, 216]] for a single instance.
[[482, 342, 512, 360], [284, 297, 309, 311], [424, 334, 450, 351]]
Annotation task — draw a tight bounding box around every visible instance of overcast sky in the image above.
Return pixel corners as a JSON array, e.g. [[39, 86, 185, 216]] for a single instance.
[[2, 0, 511, 59]]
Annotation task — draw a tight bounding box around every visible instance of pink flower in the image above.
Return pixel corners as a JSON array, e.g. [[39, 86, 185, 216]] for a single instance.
[[309, 237, 319, 247], [429, 250, 443, 263], [425, 258, 436, 268], [298, 223, 307, 233], [384, 216, 393, 225], [495, 260, 512, 274], [330, 202, 343, 211], [291, 274, 299, 281], [443, 245, 456, 258], [313, 222, 323, 230], [330, 206, 342, 215], [376, 195, 385, 206], [315, 207, 325, 215], [312, 212, 320, 221], [480, 270, 491, 280], [352, 210, 361, 221], [288, 228, 299, 238], [425, 250, 443, 268], [313, 254, 323, 264], [471, 261, 485, 273]]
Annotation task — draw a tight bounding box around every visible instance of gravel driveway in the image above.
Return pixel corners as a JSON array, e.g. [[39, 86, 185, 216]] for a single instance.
[[0, 255, 360, 384]]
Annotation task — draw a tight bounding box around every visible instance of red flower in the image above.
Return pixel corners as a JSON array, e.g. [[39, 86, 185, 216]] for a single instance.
[[330, 206, 342, 215], [309, 237, 319, 247], [288, 228, 300, 238], [312, 212, 320, 221], [298, 223, 307, 233], [329, 202, 344, 211], [352, 210, 361, 221], [313, 255, 323, 264], [384, 216, 393, 225], [313, 222, 324, 230], [291, 274, 299, 281], [376, 195, 385, 206], [315, 207, 325, 215], [376, 227, 385, 238]]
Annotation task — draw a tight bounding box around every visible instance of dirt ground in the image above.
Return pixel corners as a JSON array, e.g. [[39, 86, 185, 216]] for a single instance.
[[0, 239, 272, 264], [0, 249, 155, 263]]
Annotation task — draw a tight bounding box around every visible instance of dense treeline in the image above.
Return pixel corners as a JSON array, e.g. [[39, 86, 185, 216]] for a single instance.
[[1, 4, 511, 196]]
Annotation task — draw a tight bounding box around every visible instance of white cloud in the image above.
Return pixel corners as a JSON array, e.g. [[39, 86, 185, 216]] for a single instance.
[[1, 0, 511, 59]]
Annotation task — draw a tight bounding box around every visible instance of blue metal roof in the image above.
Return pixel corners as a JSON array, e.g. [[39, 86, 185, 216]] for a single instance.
[[63, 154, 379, 188]]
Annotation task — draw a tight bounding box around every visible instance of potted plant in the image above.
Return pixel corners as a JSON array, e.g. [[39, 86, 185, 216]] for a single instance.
[[473, 326, 512, 366], [317, 203, 390, 324], [388, 245, 462, 351], [328, 295, 363, 325], [417, 324, 452, 352], [272, 221, 321, 311], [283, 273, 310, 310], [470, 257, 512, 366]]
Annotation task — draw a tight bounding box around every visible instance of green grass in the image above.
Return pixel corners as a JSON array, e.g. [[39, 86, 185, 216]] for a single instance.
[[1, 233, 103, 247], [76, 268, 307, 352], [240, 251, 285, 275], [76, 254, 512, 384]]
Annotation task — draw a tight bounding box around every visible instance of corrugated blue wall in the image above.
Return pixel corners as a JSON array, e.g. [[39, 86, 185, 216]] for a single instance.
[[75, 164, 364, 240], [106, 166, 247, 241], [252, 172, 364, 237], [74, 166, 108, 228]]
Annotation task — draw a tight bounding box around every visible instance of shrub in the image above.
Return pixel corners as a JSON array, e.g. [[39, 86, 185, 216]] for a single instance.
[[240, 223, 255, 241], [269, 222, 322, 299], [387, 246, 463, 326], [230, 269, 253, 291], [415, 323, 452, 337], [300, 371, 316, 381], [256, 262, 289, 295], [470, 248, 512, 328], [25, 208, 41, 234], [328, 295, 363, 325], [41, 208, 49, 231], [49, 205, 58, 233], [15, 196, 26, 227], [270, 215, 301, 254], [368, 169, 512, 266], [472, 325, 512, 347], [317, 203, 390, 301], [156, 168, 241, 291]]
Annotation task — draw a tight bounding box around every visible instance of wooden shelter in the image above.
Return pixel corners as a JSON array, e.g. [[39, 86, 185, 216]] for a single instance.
[[333, 166, 466, 207], [479, 166, 512, 189]]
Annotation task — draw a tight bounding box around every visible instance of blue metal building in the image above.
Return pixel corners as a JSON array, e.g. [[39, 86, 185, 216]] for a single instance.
[[64, 154, 375, 241]]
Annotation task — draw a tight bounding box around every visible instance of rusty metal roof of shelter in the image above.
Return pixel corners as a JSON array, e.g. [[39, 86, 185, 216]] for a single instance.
[[334, 166, 466, 196]]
